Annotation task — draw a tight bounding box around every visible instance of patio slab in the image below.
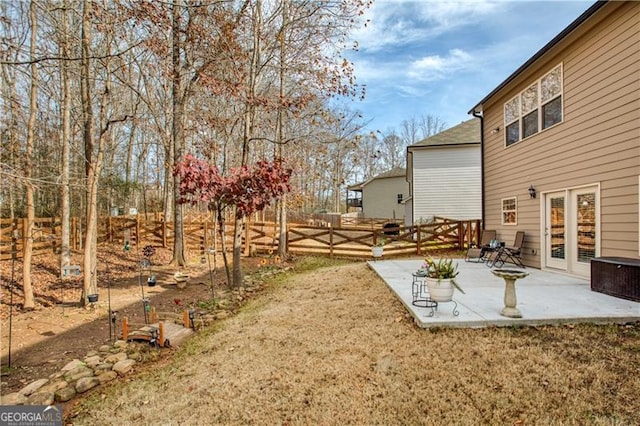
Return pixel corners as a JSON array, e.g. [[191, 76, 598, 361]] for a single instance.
[[368, 258, 640, 328]]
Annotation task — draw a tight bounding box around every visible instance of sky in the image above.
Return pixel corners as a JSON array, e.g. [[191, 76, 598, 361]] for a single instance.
[[346, 0, 594, 134]]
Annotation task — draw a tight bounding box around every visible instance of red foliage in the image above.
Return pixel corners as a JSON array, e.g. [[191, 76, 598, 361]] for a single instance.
[[174, 154, 292, 217]]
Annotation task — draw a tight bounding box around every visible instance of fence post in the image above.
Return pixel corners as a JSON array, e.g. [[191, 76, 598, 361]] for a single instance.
[[159, 322, 165, 347], [285, 223, 289, 256], [122, 317, 129, 341], [51, 216, 57, 255], [329, 225, 334, 257], [183, 310, 190, 328], [244, 221, 250, 256], [203, 220, 208, 254], [416, 224, 421, 255]]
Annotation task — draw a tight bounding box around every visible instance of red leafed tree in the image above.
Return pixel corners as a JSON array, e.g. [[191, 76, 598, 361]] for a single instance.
[[175, 154, 292, 286]]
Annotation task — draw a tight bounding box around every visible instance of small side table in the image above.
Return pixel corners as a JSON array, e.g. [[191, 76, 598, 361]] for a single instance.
[[412, 272, 438, 310]]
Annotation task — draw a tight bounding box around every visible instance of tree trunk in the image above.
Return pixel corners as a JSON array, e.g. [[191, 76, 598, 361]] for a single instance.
[[232, 213, 243, 288], [170, 0, 186, 266], [217, 205, 232, 286], [163, 128, 173, 223], [22, 0, 38, 310], [0, 10, 19, 221], [277, 1, 288, 258], [59, 0, 71, 277], [80, 0, 98, 304]]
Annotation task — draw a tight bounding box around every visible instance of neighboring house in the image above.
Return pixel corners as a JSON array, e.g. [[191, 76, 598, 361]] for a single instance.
[[406, 118, 481, 225], [347, 167, 409, 220], [469, 1, 639, 277]]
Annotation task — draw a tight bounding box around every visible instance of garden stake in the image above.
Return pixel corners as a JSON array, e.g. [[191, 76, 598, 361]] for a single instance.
[[7, 242, 16, 368], [136, 245, 149, 324], [106, 259, 115, 342]]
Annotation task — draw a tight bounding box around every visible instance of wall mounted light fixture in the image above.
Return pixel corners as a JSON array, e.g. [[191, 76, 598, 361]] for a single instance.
[[490, 127, 500, 135], [528, 185, 537, 199]]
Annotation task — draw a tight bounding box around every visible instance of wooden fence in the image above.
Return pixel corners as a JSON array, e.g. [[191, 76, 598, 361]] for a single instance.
[[0, 216, 481, 260]]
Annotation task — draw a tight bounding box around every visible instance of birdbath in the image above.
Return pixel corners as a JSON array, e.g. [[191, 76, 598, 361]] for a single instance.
[[491, 268, 529, 318]]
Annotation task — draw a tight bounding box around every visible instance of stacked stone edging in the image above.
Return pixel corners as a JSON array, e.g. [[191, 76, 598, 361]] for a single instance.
[[0, 274, 279, 407], [1, 340, 159, 406]]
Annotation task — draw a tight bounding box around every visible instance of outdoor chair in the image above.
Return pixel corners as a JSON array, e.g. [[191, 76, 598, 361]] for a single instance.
[[465, 230, 496, 263], [487, 231, 525, 268]]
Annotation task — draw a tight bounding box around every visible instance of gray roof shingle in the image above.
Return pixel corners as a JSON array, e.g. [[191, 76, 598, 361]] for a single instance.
[[409, 118, 480, 148]]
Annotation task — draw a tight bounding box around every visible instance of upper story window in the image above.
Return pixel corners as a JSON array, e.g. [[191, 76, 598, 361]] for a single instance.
[[505, 64, 563, 146]]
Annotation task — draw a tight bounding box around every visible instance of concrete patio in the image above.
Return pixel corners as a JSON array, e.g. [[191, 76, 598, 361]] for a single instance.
[[368, 258, 640, 328]]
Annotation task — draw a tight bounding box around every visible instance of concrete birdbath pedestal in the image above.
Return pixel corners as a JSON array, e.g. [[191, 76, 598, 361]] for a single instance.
[[491, 268, 529, 318]]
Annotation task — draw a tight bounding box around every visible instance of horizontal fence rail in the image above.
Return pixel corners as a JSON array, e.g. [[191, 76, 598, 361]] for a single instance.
[[0, 216, 481, 260]]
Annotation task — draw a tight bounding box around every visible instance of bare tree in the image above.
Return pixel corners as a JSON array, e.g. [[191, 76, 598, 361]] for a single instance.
[[170, 0, 187, 266], [418, 114, 447, 139], [379, 129, 404, 170], [58, 0, 73, 277], [22, 0, 39, 310], [399, 117, 421, 146]]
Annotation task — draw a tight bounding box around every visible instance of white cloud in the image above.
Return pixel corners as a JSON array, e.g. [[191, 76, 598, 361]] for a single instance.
[[407, 48, 474, 81], [352, 0, 500, 52], [352, 58, 401, 82], [346, 0, 593, 133]]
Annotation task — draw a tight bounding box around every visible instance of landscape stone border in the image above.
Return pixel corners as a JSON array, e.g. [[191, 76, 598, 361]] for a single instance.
[[1, 340, 156, 406], [0, 266, 286, 407]]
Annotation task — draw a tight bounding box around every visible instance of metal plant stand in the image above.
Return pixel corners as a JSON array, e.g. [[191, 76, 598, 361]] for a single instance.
[[427, 299, 459, 317], [411, 272, 438, 310]]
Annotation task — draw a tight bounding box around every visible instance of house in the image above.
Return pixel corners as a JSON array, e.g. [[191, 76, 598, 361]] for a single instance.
[[405, 118, 481, 226], [469, 0, 639, 277], [347, 167, 409, 220]]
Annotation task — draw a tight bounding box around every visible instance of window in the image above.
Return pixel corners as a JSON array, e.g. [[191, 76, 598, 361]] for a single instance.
[[501, 197, 517, 225], [397, 193, 403, 204], [504, 64, 563, 146]]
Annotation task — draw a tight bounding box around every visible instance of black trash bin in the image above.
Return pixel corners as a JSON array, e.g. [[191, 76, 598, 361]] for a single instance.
[[383, 222, 400, 236]]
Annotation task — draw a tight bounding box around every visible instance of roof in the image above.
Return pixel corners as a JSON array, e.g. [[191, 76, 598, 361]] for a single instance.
[[373, 167, 406, 179], [468, 0, 607, 114], [408, 118, 480, 149], [347, 167, 407, 191]]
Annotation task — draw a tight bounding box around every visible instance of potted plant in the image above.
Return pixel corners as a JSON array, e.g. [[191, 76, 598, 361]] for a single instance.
[[371, 238, 386, 258], [422, 257, 465, 302]]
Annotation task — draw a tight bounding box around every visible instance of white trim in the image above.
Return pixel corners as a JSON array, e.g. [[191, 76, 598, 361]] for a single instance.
[[501, 196, 518, 225], [504, 63, 564, 147], [540, 182, 600, 278]]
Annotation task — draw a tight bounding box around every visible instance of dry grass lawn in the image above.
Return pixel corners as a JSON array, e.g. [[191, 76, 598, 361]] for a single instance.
[[68, 258, 640, 425]]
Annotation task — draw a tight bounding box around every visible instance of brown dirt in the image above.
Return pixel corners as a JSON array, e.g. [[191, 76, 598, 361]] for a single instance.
[[3, 250, 640, 424], [62, 261, 640, 425], [0, 243, 266, 395]]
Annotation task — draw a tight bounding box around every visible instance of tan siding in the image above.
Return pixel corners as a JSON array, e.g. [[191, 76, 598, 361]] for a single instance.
[[565, 7, 637, 85], [481, 1, 640, 267], [483, 110, 638, 174], [362, 176, 409, 219]]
